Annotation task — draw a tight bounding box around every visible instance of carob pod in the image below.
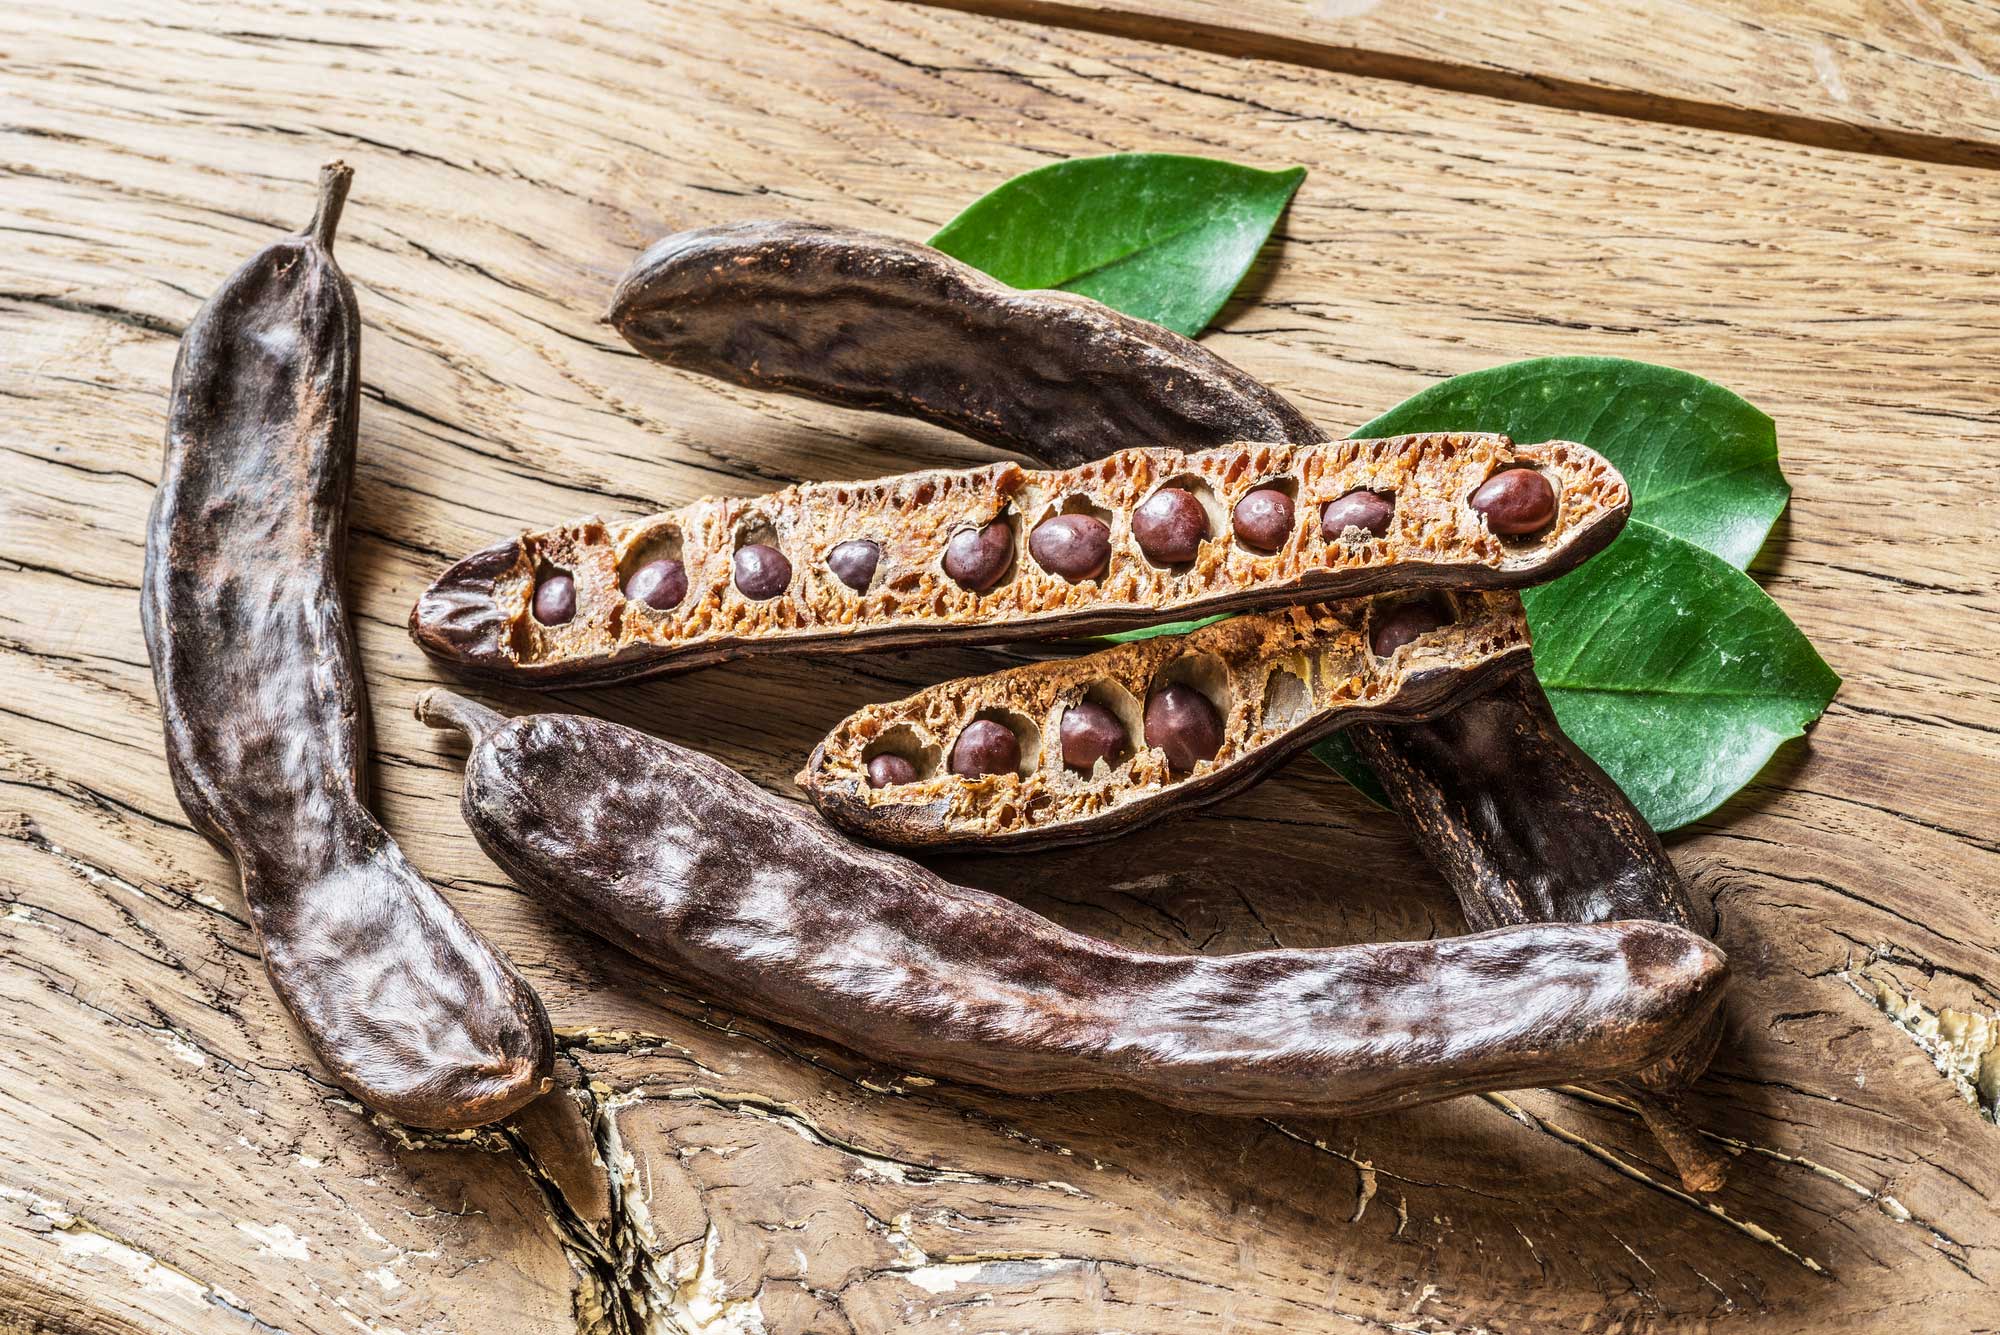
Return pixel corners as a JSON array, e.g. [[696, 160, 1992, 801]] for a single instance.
[[801, 592, 1531, 852], [612, 220, 1727, 1189], [606, 220, 1321, 468], [140, 163, 553, 1128], [420, 691, 1728, 1121], [1348, 674, 1726, 1180], [410, 433, 1627, 688]]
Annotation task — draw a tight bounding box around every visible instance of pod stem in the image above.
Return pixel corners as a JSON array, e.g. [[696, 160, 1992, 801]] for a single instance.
[[308, 160, 354, 252], [417, 688, 508, 746], [1631, 1091, 1730, 1193]]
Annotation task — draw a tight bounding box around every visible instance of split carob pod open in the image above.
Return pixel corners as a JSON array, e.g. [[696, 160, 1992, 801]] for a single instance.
[[801, 592, 1530, 852], [141, 162, 553, 1128], [609, 219, 1728, 1190], [410, 432, 1625, 688], [420, 689, 1728, 1120]]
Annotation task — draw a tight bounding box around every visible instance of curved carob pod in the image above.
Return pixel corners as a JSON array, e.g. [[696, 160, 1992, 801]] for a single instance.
[[421, 690, 1728, 1121], [141, 163, 553, 1128], [802, 592, 1530, 852], [411, 432, 1625, 688], [1349, 674, 1726, 1182], [611, 219, 1727, 1189], [606, 220, 1320, 467]]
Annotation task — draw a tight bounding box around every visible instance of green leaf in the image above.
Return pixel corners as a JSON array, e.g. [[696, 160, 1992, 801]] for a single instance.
[[930, 153, 1305, 338], [1522, 521, 1840, 829], [1356, 356, 1788, 570], [1097, 613, 1232, 645], [1311, 732, 1387, 807]]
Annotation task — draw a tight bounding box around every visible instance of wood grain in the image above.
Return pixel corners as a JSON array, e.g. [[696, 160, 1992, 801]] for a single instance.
[[915, 0, 2000, 167], [3, 0, 1996, 1331]]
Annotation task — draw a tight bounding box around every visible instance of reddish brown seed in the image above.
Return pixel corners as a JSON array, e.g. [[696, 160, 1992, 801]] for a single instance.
[[733, 543, 791, 599], [1029, 514, 1111, 582], [827, 539, 881, 593], [1320, 489, 1394, 540], [1232, 487, 1293, 551], [624, 558, 687, 611], [1371, 600, 1450, 657], [866, 754, 918, 788], [1132, 487, 1208, 565], [950, 720, 1020, 777], [1470, 468, 1557, 536], [943, 519, 1013, 591], [1144, 683, 1224, 772], [1059, 701, 1126, 771], [533, 572, 576, 626]]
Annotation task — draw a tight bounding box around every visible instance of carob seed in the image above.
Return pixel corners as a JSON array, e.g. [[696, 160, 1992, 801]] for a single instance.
[[1471, 467, 1557, 535], [624, 558, 687, 612], [943, 518, 1012, 591], [1145, 683, 1224, 771], [827, 539, 881, 593], [950, 719, 1020, 778], [1029, 514, 1111, 582], [1059, 701, 1126, 772], [1322, 489, 1395, 540], [533, 572, 576, 626], [733, 543, 791, 600], [866, 754, 918, 788], [1371, 600, 1450, 657], [1132, 487, 1208, 565], [1232, 487, 1294, 551]]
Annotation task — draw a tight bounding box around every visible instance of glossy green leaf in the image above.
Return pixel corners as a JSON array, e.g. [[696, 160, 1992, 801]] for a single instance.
[[1099, 613, 1232, 645], [1522, 521, 1840, 829], [1315, 523, 1840, 828], [1317, 356, 1820, 821], [1310, 731, 1387, 807], [930, 153, 1305, 338], [1355, 356, 1788, 569]]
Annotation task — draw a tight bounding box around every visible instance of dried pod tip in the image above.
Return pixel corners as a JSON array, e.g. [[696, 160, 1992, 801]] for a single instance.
[[416, 688, 507, 746], [309, 159, 354, 252]]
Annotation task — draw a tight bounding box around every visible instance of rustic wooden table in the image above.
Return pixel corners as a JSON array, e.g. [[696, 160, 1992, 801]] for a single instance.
[[4, 2, 1995, 1331]]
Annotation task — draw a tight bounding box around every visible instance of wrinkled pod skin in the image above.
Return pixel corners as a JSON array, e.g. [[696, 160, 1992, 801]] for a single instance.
[[140, 163, 552, 1128], [611, 219, 1727, 1188], [607, 220, 1319, 467], [421, 691, 1727, 1120]]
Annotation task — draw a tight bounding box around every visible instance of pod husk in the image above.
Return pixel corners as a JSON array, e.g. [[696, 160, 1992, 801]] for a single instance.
[[411, 433, 1626, 688], [803, 593, 1530, 853], [424, 692, 1729, 1123]]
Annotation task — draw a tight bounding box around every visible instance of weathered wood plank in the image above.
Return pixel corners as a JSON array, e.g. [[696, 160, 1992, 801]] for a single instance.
[[915, 0, 2000, 166], [2, 0, 1995, 1330]]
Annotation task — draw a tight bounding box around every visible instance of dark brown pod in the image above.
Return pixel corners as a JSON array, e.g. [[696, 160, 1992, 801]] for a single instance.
[[1349, 675, 1714, 1082], [617, 219, 1725, 1187], [800, 593, 1529, 852], [410, 433, 1626, 689], [423, 692, 1729, 1121], [606, 220, 1321, 468], [140, 163, 552, 1129]]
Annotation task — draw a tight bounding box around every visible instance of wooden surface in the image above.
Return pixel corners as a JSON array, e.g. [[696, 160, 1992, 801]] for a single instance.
[[919, 0, 2000, 165], [2, 1, 1995, 1331]]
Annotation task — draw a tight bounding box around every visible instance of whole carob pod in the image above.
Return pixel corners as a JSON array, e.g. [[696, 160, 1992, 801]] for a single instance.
[[410, 433, 1626, 687], [611, 219, 1728, 1189], [607, 219, 1321, 468], [421, 691, 1728, 1121], [802, 592, 1530, 852], [141, 163, 552, 1127]]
